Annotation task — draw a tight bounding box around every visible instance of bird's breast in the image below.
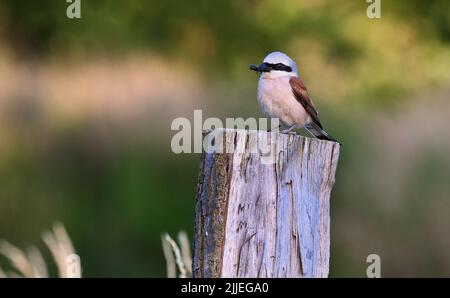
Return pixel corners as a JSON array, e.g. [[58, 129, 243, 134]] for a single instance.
[[257, 76, 310, 127]]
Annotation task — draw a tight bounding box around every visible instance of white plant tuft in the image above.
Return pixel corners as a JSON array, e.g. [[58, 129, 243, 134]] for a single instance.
[[0, 222, 81, 278], [161, 231, 192, 278]]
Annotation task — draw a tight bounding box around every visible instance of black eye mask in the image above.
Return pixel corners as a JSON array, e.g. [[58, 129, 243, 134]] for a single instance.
[[266, 63, 293, 72], [249, 62, 293, 73]]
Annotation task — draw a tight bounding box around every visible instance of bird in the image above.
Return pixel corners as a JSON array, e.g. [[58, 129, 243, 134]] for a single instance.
[[250, 51, 339, 143]]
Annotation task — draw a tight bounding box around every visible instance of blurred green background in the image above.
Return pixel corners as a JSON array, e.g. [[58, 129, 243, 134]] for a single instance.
[[0, 0, 450, 277]]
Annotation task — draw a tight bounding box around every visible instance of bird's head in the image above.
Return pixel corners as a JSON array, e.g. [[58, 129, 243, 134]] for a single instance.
[[250, 51, 298, 79]]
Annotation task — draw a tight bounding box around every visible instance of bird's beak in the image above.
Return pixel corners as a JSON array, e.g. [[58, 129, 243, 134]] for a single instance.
[[249, 63, 271, 73]]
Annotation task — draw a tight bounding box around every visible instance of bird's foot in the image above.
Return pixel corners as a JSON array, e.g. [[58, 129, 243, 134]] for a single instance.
[[281, 124, 297, 135], [282, 131, 297, 135], [267, 126, 280, 133]]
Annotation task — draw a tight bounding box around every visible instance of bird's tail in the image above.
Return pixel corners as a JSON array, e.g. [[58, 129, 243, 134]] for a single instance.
[[305, 122, 340, 144]]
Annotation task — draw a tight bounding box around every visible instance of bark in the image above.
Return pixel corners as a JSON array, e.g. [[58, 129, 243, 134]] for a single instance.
[[193, 129, 340, 277]]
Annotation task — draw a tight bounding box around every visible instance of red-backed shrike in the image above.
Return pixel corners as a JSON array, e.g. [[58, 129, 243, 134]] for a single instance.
[[250, 51, 338, 143]]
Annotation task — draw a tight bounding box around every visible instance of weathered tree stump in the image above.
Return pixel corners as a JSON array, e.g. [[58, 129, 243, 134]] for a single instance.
[[193, 128, 340, 278]]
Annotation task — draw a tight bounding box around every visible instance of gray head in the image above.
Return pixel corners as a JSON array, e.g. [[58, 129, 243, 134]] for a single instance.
[[250, 51, 298, 78]]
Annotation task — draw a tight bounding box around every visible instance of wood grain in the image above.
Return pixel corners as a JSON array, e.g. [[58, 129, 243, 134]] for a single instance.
[[193, 129, 340, 277]]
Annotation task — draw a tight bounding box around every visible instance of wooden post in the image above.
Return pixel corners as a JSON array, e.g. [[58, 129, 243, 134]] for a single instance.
[[192, 129, 340, 278]]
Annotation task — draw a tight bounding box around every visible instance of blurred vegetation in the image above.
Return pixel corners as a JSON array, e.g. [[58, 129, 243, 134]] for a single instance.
[[0, 1, 449, 277]]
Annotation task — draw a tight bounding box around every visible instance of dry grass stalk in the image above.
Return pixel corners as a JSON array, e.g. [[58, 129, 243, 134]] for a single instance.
[[161, 235, 177, 278], [178, 231, 192, 277], [161, 231, 192, 278], [0, 222, 81, 278]]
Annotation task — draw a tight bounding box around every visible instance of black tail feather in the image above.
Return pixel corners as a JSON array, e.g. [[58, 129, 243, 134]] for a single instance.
[[305, 122, 340, 145]]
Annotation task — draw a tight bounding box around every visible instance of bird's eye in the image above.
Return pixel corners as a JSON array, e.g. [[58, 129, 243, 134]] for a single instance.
[[276, 63, 284, 70]]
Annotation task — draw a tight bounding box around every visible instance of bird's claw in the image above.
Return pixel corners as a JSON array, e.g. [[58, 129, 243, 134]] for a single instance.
[[281, 131, 297, 135], [280, 124, 297, 135]]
